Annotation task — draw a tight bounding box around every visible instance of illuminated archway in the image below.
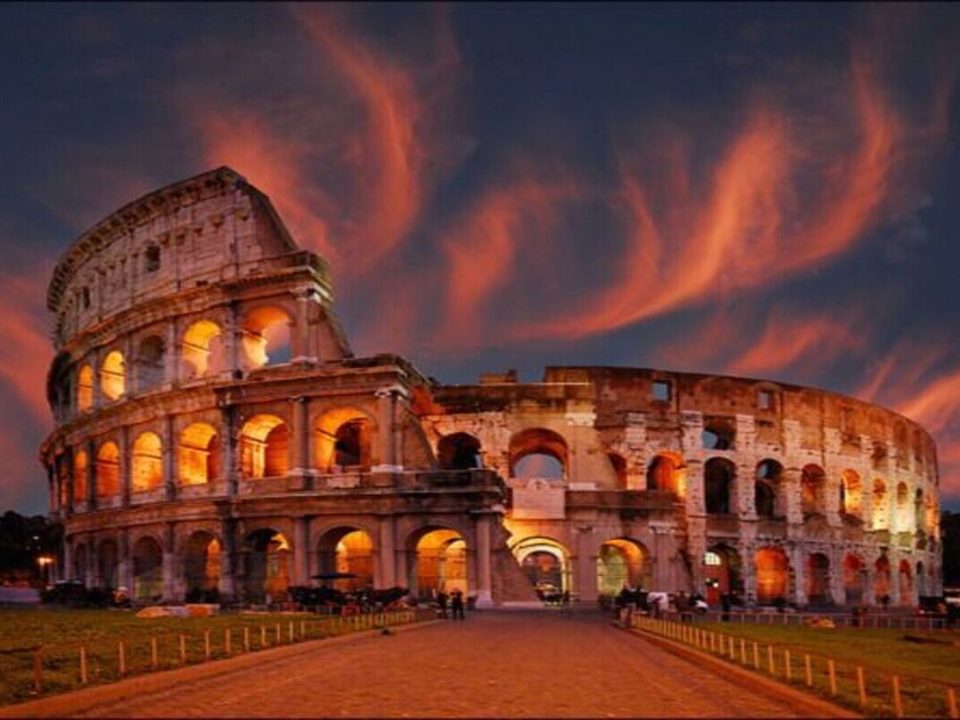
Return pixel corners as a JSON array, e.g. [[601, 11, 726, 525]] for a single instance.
[[131, 432, 163, 492], [898, 560, 913, 607], [705, 458, 735, 514], [806, 553, 831, 606], [100, 351, 125, 401], [841, 469, 862, 517], [135, 336, 165, 392], [597, 539, 649, 596], [314, 408, 375, 472], [242, 306, 292, 368], [755, 460, 783, 517], [843, 553, 866, 605], [77, 364, 94, 411], [511, 536, 571, 595], [132, 536, 163, 602], [801, 464, 826, 515], [755, 547, 789, 604], [872, 479, 889, 529], [242, 529, 290, 604], [96, 442, 120, 497], [178, 423, 220, 485], [316, 527, 374, 591], [239, 414, 289, 478], [181, 320, 224, 379], [704, 544, 742, 605], [411, 528, 468, 598], [647, 452, 685, 495], [438, 433, 482, 470], [183, 531, 220, 601], [874, 556, 892, 603], [509, 428, 567, 480], [73, 450, 88, 502]]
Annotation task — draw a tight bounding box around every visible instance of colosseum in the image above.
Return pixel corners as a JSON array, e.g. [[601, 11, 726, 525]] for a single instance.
[[40, 167, 943, 610]]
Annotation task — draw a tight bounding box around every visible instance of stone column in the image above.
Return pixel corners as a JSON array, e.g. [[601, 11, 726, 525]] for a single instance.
[[219, 519, 237, 602], [864, 564, 877, 607], [164, 319, 179, 388], [62, 537, 73, 583], [290, 396, 310, 484], [91, 351, 103, 409], [220, 405, 238, 495], [65, 449, 75, 516], [378, 516, 397, 588], [738, 539, 756, 604], [737, 461, 756, 519], [86, 439, 97, 509], [783, 467, 803, 526], [374, 388, 400, 472], [163, 522, 177, 601], [224, 302, 241, 377], [829, 548, 845, 606], [790, 545, 807, 607], [294, 516, 309, 587], [292, 291, 311, 363], [163, 415, 177, 501], [118, 529, 132, 593], [474, 514, 493, 608], [119, 426, 131, 508], [575, 525, 598, 603], [889, 554, 901, 607], [85, 533, 96, 588]]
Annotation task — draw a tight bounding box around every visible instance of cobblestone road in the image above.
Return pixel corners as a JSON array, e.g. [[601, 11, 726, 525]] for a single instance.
[[73, 612, 820, 718]]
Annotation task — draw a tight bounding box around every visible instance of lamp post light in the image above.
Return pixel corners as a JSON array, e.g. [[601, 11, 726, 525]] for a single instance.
[[36, 556, 54, 587]]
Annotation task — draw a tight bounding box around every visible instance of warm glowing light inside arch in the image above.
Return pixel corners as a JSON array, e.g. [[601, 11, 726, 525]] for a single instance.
[[77, 364, 94, 411], [414, 528, 467, 597], [178, 422, 220, 485], [314, 407, 375, 471], [73, 450, 88, 501], [510, 535, 571, 594], [95, 441, 120, 497], [182, 320, 223, 379], [100, 351, 125, 401], [131, 432, 163, 492], [239, 414, 289, 478], [242, 306, 292, 369]]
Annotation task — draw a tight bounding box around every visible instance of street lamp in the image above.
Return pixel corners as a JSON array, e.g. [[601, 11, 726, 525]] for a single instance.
[[36, 556, 54, 587]]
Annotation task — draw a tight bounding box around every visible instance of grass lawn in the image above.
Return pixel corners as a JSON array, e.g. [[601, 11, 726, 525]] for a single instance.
[[691, 620, 960, 717], [0, 607, 418, 707]]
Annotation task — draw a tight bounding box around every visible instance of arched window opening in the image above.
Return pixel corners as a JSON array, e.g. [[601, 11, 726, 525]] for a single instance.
[[755, 460, 782, 518], [701, 420, 735, 450], [801, 464, 826, 515], [132, 536, 163, 602], [872, 479, 889, 529], [183, 531, 220, 602], [242, 306, 292, 369], [704, 545, 743, 605], [73, 451, 88, 502], [77, 364, 94, 411], [646, 453, 684, 495], [178, 423, 220, 485], [898, 560, 913, 607], [239, 415, 289, 478], [333, 419, 372, 470], [841, 470, 862, 517], [316, 527, 375, 592], [509, 428, 568, 481], [437, 433, 482, 471], [755, 481, 776, 517], [144, 244, 161, 273], [874, 556, 892, 605], [914, 489, 925, 530], [131, 432, 163, 492], [314, 408, 376, 472], [896, 482, 909, 508], [97, 540, 119, 590], [704, 458, 735, 514], [606, 453, 628, 488], [597, 539, 649, 596], [96, 442, 120, 497], [843, 554, 865, 605], [511, 536, 571, 597], [100, 351, 125, 401], [242, 529, 290, 605], [181, 320, 225, 380], [755, 547, 789, 605], [135, 336, 165, 392], [412, 528, 468, 600], [805, 554, 831, 606]]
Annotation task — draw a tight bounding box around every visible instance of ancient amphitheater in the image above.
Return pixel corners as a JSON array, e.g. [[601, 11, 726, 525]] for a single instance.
[[40, 167, 942, 609]]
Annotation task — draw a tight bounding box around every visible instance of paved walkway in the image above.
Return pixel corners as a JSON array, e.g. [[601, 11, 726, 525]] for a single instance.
[[70, 612, 822, 718]]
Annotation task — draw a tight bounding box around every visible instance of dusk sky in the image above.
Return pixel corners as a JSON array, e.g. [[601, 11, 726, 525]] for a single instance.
[[2, 3, 960, 514]]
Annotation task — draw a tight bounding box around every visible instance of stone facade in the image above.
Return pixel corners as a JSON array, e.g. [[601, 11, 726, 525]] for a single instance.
[[41, 167, 943, 609]]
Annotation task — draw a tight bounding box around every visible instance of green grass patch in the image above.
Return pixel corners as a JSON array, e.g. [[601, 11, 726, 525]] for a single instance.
[[0, 607, 420, 707]]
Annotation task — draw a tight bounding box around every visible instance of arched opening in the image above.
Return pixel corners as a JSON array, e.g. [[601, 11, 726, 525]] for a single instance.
[[181, 320, 225, 380], [509, 428, 567, 481], [183, 531, 221, 602], [96, 442, 120, 497], [242, 529, 291, 605], [178, 423, 220, 485], [606, 453, 628, 488], [872, 479, 889, 529], [754, 460, 783, 518], [97, 539, 119, 590], [73, 543, 87, 583], [73, 451, 88, 502], [144, 243, 161, 273], [704, 545, 743, 605], [646, 453, 685, 495], [841, 469, 862, 517], [437, 433, 483, 471], [411, 528, 467, 599], [896, 482, 909, 514], [77, 364, 94, 411], [755, 547, 789, 605], [242, 306, 292, 369], [704, 458, 735, 514], [801, 464, 826, 515], [132, 536, 163, 602], [916, 561, 926, 597], [805, 553, 831, 606], [131, 432, 163, 492], [135, 336, 165, 392], [874, 556, 892, 604], [915, 490, 925, 531], [100, 351, 125, 401], [597, 539, 649, 596], [701, 421, 735, 450], [314, 408, 376, 472], [316, 527, 374, 592], [239, 415, 289, 478], [511, 536, 571, 596], [899, 560, 913, 607], [843, 554, 866, 605]]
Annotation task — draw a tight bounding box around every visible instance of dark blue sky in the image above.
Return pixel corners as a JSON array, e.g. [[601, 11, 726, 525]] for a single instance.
[[2, 2, 960, 514]]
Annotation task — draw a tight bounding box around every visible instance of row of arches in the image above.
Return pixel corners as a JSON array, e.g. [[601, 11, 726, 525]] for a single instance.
[[72, 310, 293, 413]]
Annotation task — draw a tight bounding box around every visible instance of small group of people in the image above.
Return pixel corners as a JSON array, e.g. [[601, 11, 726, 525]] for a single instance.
[[436, 588, 466, 620]]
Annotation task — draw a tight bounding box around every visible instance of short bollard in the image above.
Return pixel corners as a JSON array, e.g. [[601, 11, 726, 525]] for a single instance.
[[118, 640, 126, 676], [244, 627, 250, 652], [784, 650, 791, 681], [804, 654, 812, 687], [179, 634, 187, 664], [288, 621, 294, 643], [79, 646, 88, 684], [740, 638, 747, 664], [729, 636, 736, 660], [225, 628, 231, 655], [767, 645, 775, 676], [151, 636, 158, 669], [856, 666, 866, 707], [752, 642, 760, 670], [828, 659, 837, 695], [892, 676, 903, 718], [204, 630, 211, 661], [261, 625, 267, 648]]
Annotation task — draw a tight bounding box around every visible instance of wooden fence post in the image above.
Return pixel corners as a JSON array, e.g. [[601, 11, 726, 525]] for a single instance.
[[301, 620, 306, 638], [753, 642, 760, 670], [261, 625, 267, 648], [224, 628, 231, 655], [767, 645, 776, 676], [288, 621, 294, 643], [856, 666, 866, 707], [275, 623, 281, 644], [892, 676, 903, 718], [784, 650, 791, 681], [79, 646, 88, 684], [804, 654, 812, 687], [204, 630, 211, 661], [151, 636, 158, 669], [244, 627, 250, 653], [118, 640, 126, 676], [740, 638, 746, 664], [828, 659, 837, 695], [946, 688, 958, 719], [179, 634, 187, 664]]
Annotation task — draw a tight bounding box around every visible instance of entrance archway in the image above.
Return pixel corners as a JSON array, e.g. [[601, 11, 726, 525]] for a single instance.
[[242, 529, 291, 604], [410, 528, 467, 599], [874, 556, 892, 604], [805, 553, 830, 606], [132, 536, 163, 602], [843, 554, 865, 605], [316, 527, 374, 591], [597, 539, 649, 596], [899, 560, 913, 607], [97, 539, 119, 590], [511, 536, 571, 596], [755, 547, 789, 605], [183, 531, 221, 601], [704, 545, 742, 605]]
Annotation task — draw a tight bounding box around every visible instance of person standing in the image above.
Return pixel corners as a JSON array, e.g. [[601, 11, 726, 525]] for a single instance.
[[451, 588, 465, 620], [437, 590, 449, 619]]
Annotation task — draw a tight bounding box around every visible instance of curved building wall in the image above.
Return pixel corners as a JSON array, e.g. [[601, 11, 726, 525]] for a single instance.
[[41, 168, 942, 609]]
